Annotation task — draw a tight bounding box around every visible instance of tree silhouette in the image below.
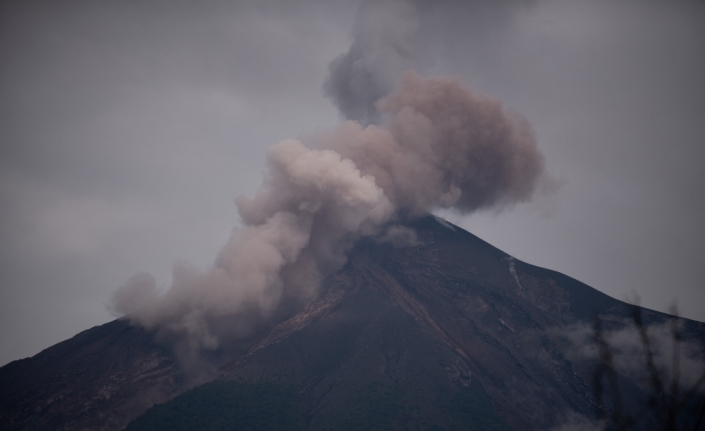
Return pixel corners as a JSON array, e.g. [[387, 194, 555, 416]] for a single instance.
[[592, 306, 705, 431]]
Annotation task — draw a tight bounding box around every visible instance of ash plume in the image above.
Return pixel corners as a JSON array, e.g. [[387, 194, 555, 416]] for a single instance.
[[332, 71, 545, 213], [324, 0, 418, 124], [119, 139, 394, 350], [109, 70, 548, 352], [110, 0, 548, 351]]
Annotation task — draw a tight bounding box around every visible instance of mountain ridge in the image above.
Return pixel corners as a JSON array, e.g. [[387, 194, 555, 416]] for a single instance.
[[2, 216, 703, 430]]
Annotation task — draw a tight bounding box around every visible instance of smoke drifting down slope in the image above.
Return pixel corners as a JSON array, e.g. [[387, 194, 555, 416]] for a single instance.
[[110, 71, 549, 350]]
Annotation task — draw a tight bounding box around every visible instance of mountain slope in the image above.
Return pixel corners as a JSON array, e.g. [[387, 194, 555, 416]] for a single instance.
[[2, 216, 704, 430], [163, 216, 614, 430], [0, 319, 181, 431]]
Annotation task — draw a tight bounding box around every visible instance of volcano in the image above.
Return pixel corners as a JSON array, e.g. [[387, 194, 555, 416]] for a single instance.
[[2, 216, 704, 431]]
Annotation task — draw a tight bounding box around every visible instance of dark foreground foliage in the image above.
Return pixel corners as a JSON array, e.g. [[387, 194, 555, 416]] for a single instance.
[[592, 306, 705, 431]]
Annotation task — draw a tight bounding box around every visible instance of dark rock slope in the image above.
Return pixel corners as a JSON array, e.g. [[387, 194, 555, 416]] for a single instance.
[[0, 319, 180, 430], [2, 216, 703, 430]]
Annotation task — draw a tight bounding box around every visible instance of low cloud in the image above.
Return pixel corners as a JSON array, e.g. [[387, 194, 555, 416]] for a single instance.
[[553, 319, 705, 393]]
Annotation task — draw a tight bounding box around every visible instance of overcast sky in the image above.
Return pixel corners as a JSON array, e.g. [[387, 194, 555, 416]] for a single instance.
[[1, 0, 704, 366]]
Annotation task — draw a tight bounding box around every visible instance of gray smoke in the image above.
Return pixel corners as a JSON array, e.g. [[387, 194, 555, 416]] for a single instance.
[[376, 224, 421, 248], [107, 272, 159, 317], [324, 0, 417, 124], [109, 70, 548, 351]]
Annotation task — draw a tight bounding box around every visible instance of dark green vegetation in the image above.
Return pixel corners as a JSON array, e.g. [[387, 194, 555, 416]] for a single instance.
[[2, 216, 704, 431]]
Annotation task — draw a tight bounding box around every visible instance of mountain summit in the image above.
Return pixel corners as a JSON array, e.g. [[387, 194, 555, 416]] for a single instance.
[[2, 216, 703, 430]]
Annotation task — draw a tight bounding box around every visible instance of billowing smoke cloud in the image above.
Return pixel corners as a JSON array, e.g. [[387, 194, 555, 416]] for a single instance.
[[109, 0, 548, 351], [107, 272, 159, 317], [324, 0, 417, 124], [331, 71, 545, 213], [114, 139, 394, 349], [109, 70, 548, 351]]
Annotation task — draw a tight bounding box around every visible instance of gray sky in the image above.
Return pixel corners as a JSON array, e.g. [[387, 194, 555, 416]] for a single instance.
[[1, 0, 704, 366]]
